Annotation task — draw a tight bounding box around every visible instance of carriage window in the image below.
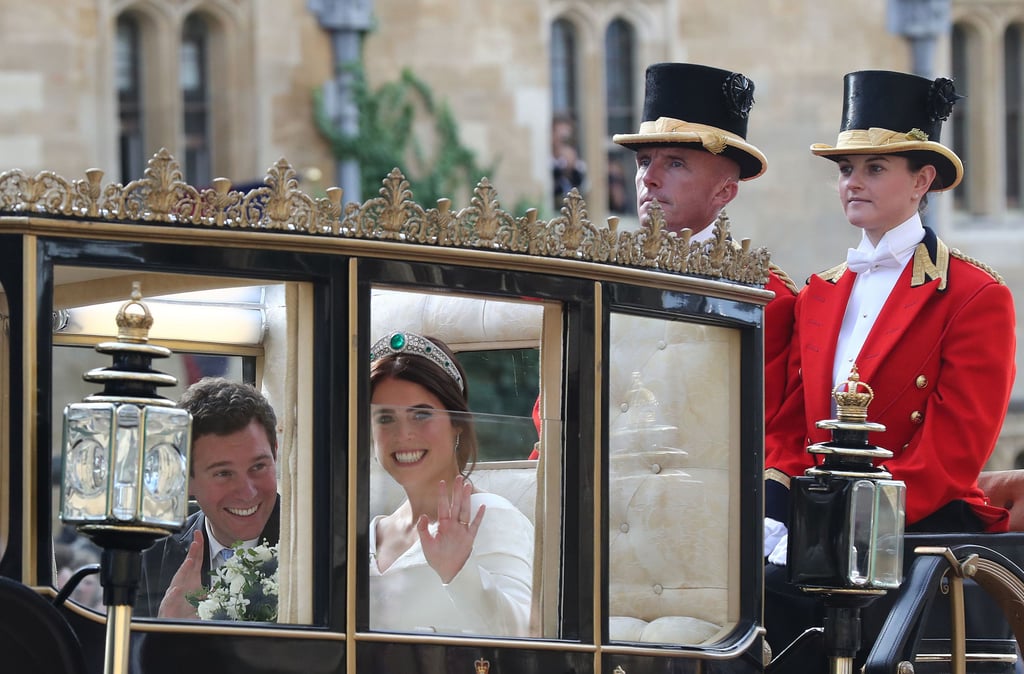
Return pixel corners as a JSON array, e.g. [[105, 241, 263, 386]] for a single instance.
[[50, 269, 315, 625], [368, 288, 558, 638], [607, 312, 741, 645]]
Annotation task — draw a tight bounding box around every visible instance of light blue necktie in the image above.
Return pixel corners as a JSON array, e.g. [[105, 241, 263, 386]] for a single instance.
[[217, 548, 235, 566]]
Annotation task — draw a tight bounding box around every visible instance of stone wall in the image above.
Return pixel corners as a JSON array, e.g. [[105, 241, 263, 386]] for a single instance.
[[0, 0, 1020, 466]]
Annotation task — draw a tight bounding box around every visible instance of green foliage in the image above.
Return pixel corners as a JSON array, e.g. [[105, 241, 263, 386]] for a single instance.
[[458, 348, 540, 462], [314, 65, 495, 204]]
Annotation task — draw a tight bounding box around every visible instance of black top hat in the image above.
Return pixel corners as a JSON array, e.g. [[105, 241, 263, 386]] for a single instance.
[[811, 70, 964, 191], [613, 63, 767, 180]]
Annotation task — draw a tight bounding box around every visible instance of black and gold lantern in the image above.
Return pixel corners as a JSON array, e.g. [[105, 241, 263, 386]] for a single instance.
[[60, 282, 192, 674]]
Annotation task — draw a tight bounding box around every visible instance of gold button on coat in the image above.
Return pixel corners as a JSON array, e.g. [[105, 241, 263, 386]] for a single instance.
[[911, 411, 923, 424], [916, 375, 928, 389]]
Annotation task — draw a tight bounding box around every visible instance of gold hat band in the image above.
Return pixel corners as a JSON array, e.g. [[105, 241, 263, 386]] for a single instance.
[[831, 127, 930, 149], [635, 117, 743, 155]]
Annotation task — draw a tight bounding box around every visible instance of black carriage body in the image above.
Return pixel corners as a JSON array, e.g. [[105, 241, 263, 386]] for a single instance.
[[0, 158, 770, 674]]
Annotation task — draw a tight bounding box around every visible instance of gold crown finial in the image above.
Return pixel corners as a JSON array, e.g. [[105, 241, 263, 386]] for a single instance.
[[475, 658, 491, 674], [833, 365, 874, 422], [115, 281, 154, 343]]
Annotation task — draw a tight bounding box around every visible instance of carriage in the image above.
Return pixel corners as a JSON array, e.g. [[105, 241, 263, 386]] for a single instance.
[[1, 150, 1022, 674]]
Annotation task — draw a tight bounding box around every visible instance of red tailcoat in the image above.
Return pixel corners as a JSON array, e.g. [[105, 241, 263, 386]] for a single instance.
[[765, 266, 798, 424], [766, 229, 1015, 532]]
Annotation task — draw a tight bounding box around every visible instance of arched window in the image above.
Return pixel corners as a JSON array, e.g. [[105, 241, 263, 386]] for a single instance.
[[550, 18, 578, 118], [551, 18, 586, 209], [116, 13, 144, 184], [181, 14, 212, 186], [604, 19, 635, 137], [1005, 24, 1023, 210], [951, 23, 971, 211], [604, 18, 636, 215]]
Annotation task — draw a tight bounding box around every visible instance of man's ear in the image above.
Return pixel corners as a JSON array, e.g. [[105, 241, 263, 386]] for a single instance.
[[714, 177, 740, 209]]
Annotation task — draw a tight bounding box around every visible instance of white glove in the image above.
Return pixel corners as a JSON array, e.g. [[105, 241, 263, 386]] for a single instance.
[[764, 517, 788, 558], [767, 533, 788, 566]]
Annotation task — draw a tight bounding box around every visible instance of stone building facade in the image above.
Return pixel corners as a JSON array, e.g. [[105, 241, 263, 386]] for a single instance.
[[1, 0, 1022, 466]]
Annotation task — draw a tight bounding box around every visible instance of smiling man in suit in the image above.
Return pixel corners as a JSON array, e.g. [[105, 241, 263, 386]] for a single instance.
[[136, 377, 281, 619]]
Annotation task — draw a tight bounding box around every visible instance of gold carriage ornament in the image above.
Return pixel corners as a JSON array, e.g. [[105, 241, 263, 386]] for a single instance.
[[0, 148, 773, 285]]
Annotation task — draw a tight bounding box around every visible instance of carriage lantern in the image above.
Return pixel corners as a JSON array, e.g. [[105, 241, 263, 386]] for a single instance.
[[788, 366, 906, 672], [60, 282, 192, 674]]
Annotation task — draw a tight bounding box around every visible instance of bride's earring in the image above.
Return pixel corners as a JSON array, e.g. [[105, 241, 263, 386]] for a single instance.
[[454, 433, 461, 453]]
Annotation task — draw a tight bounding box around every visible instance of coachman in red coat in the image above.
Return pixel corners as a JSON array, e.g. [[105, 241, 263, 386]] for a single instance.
[[765, 70, 1016, 537], [763, 69, 1016, 664]]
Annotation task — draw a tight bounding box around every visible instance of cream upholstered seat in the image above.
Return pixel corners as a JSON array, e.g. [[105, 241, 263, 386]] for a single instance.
[[605, 313, 741, 645], [608, 466, 730, 643]]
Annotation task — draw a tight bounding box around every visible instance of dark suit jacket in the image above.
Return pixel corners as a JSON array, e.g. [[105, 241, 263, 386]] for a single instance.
[[766, 228, 1014, 531], [135, 494, 281, 617]]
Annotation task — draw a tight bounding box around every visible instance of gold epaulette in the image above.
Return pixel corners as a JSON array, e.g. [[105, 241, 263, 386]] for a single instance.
[[911, 238, 949, 289], [951, 248, 1005, 285], [815, 262, 847, 284], [768, 262, 799, 294]]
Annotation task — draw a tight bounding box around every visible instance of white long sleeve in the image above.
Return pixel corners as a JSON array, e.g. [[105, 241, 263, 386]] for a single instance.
[[370, 492, 534, 636]]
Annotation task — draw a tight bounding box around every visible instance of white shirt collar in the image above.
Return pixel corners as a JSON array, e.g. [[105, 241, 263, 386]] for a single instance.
[[204, 518, 259, 567], [855, 212, 924, 263], [689, 219, 719, 244]]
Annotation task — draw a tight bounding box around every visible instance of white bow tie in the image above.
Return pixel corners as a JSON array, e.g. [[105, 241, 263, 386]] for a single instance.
[[846, 244, 902, 274]]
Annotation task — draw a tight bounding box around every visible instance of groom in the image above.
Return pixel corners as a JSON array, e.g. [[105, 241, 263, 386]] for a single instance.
[[136, 377, 281, 619]]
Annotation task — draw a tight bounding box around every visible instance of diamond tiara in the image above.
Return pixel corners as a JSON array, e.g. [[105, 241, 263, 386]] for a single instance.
[[370, 331, 465, 392]]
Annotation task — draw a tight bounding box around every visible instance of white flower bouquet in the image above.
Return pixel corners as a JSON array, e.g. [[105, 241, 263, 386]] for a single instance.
[[189, 541, 279, 622]]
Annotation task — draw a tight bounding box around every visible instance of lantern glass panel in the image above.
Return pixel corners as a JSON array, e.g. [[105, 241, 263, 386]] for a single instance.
[[848, 479, 876, 587], [61, 402, 115, 522], [139, 406, 191, 527], [846, 478, 905, 589], [871, 480, 906, 588], [112, 404, 142, 520], [62, 402, 192, 527]]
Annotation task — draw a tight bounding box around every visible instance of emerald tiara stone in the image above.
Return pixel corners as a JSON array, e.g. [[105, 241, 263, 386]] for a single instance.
[[370, 331, 465, 392]]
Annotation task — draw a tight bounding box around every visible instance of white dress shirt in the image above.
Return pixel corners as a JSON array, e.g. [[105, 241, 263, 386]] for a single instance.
[[689, 219, 720, 244], [832, 214, 925, 389]]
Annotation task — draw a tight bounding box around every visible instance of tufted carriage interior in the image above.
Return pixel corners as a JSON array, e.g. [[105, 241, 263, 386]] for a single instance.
[[606, 313, 741, 644]]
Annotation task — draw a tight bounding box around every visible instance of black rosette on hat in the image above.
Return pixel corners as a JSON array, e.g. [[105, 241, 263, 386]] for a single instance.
[[927, 77, 961, 122], [723, 73, 755, 120]]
